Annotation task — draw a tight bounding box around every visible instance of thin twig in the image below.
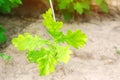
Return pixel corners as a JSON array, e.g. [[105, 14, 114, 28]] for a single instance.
[[49, 0, 56, 21]]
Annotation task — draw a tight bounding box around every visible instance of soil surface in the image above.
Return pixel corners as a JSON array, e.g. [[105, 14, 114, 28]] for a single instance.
[[0, 13, 120, 80]]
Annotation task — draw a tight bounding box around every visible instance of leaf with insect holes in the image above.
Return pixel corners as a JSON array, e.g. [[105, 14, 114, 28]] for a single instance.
[[12, 33, 49, 51], [64, 30, 87, 48]]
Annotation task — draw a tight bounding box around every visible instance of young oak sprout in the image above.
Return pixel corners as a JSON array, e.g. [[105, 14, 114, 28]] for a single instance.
[[12, 8, 87, 76]]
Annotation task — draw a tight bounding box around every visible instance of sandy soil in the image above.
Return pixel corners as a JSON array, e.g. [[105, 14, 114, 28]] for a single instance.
[[0, 14, 120, 80]]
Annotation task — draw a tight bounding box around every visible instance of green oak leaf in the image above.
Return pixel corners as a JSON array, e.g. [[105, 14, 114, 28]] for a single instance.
[[55, 45, 71, 63], [27, 50, 42, 63], [27, 48, 58, 76], [48, 29, 87, 48], [65, 30, 87, 48], [48, 30, 65, 42], [38, 58, 56, 76], [42, 9, 63, 32], [27, 44, 71, 76], [12, 33, 49, 51]]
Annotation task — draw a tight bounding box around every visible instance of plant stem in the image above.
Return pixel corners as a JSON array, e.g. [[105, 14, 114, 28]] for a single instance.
[[49, 0, 56, 21]]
